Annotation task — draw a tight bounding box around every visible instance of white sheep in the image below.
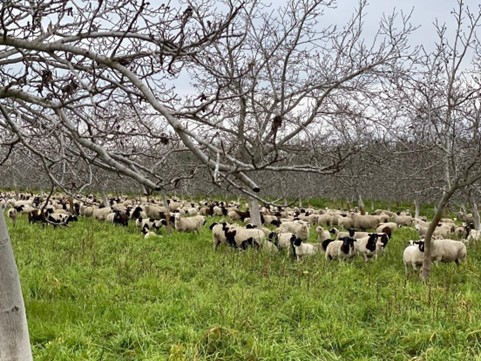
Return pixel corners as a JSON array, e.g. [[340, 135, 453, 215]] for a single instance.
[[174, 214, 205, 233], [403, 241, 425, 275], [430, 239, 467, 265], [466, 229, 481, 244], [315, 226, 331, 243], [278, 221, 310, 241]]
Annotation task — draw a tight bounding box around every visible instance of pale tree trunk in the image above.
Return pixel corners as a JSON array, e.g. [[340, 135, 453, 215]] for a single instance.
[[358, 194, 366, 215], [0, 207, 33, 360], [248, 197, 262, 227], [470, 195, 481, 231], [161, 190, 173, 234], [414, 199, 420, 219], [421, 190, 455, 281], [101, 191, 109, 208]]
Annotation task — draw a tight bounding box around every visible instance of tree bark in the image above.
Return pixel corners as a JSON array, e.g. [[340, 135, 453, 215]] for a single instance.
[[358, 194, 366, 215], [471, 196, 481, 231], [248, 197, 262, 227], [0, 207, 33, 360], [421, 190, 455, 281], [414, 199, 420, 219]]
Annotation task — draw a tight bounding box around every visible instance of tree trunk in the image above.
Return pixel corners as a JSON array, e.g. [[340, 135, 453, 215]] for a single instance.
[[471, 196, 481, 231], [414, 199, 420, 219], [421, 190, 454, 281], [248, 197, 262, 227], [358, 194, 366, 215], [161, 190, 173, 234], [0, 207, 33, 360]]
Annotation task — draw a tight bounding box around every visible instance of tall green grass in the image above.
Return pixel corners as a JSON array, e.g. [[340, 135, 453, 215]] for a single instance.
[[6, 215, 481, 360]]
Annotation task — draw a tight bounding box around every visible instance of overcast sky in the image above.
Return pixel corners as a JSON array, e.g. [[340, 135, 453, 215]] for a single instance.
[[325, 0, 480, 48]]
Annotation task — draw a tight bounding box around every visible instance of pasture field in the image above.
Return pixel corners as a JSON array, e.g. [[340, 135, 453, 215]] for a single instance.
[[6, 214, 481, 360]]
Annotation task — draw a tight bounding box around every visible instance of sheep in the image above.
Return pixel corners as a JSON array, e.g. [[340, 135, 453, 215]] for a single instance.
[[394, 214, 413, 227], [141, 224, 162, 239], [174, 214, 205, 233], [337, 214, 354, 229], [92, 207, 112, 221], [224, 226, 265, 250], [403, 241, 425, 275], [290, 236, 322, 261], [430, 239, 467, 265], [315, 226, 331, 243], [465, 223, 481, 244], [268, 232, 296, 254], [278, 221, 310, 241], [113, 210, 129, 226], [376, 233, 390, 255], [46, 212, 77, 227], [7, 207, 16, 226], [415, 223, 453, 239], [352, 213, 381, 231], [376, 222, 397, 233], [355, 233, 380, 262], [325, 237, 357, 261], [210, 222, 231, 250], [244, 223, 272, 237]]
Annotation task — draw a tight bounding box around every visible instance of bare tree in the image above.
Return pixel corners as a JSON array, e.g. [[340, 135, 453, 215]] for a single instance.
[[381, 0, 481, 280]]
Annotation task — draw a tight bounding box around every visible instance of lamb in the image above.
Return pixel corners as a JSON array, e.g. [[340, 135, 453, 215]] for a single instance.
[[290, 236, 322, 261], [174, 214, 205, 233], [210, 222, 231, 250], [315, 226, 331, 243], [376, 233, 390, 255], [465, 223, 481, 244], [325, 237, 357, 261], [403, 241, 425, 275], [7, 208, 16, 226], [141, 224, 162, 239]]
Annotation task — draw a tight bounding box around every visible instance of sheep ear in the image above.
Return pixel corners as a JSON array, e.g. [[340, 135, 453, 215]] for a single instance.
[[209, 222, 218, 230]]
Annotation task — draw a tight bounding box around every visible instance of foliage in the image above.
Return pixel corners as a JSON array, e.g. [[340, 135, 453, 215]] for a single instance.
[[6, 213, 481, 360]]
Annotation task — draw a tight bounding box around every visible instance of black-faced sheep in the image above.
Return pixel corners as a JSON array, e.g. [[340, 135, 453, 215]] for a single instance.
[[210, 222, 231, 250], [290, 236, 322, 261], [7, 208, 16, 225], [355, 233, 380, 262], [325, 237, 357, 261]]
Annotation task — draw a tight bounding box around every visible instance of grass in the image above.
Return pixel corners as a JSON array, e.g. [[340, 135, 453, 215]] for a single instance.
[[6, 214, 481, 360]]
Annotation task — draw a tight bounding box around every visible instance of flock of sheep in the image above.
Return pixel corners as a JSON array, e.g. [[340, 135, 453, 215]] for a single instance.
[[2, 192, 479, 276]]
